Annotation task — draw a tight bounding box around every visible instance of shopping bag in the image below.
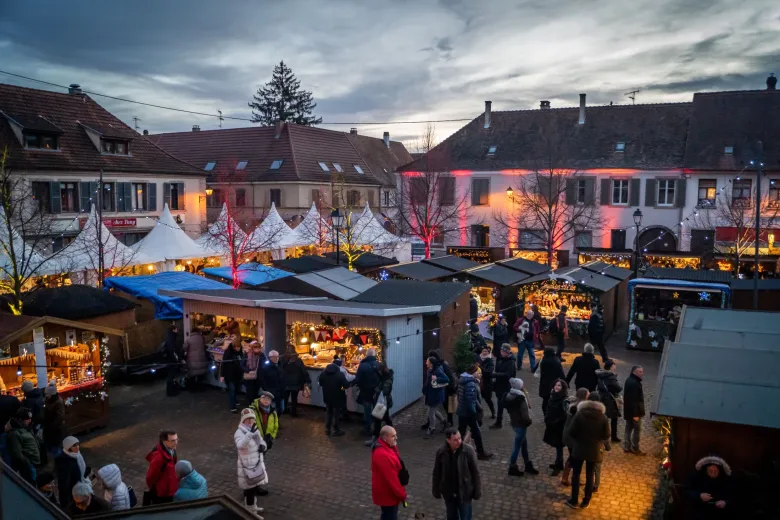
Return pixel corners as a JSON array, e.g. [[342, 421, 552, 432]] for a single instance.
[[372, 393, 388, 419]]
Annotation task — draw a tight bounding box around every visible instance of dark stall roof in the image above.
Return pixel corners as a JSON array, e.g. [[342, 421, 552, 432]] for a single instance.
[[643, 267, 731, 284], [463, 264, 530, 286], [260, 267, 377, 300], [352, 280, 471, 307], [579, 261, 632, 281], [272, 255, 336, 273], [730, 278, 780, 290], [17, 285, 137, 320], [160, 289, 322, 307], [0, 313, 124, 346], [518, 266, 621, 292], [386, 261, 454, 281], [322, 251, 398, 270], [422, 255, 480, 272], [496, 257, 550, 275]]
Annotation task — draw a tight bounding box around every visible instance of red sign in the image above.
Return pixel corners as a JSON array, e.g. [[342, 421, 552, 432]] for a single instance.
[[79, 218, 137, 229], [715, 227, 780, 242]]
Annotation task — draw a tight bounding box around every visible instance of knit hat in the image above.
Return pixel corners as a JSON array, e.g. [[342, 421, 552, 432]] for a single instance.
[[15, 407, 32, 421], [45, 380, 58, 397], [36, 470, 55, 488], [72, 481, 92, 499], [62, 436, 80, 451], [240, 408, 255, 424], [260, 390, 274, 400], [501, 343, 512, 354], [510, 378, 524, 391], [175, 460, 193, 479], [333, 357, 343, 367], [21, 380, 34, 393]]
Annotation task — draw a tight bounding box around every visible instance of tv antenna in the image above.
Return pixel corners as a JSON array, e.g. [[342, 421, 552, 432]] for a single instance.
[[624, 89, 641, 104], [132, 116, 141, 132], [218, 110, 224, 129]]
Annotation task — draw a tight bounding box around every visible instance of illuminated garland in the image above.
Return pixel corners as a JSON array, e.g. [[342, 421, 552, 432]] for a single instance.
[[288, 320, 385, 363]]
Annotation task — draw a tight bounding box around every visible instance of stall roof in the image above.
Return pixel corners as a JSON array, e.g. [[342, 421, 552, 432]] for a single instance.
[[652, 341, 780, 429], [13, 285, 137, 320], [730, 278, 780, 290], [579, 261, 632, 281], [496, 257, 550, 275], [675, 306, 780, 348], [201, 263, 293, 287], [352, 280, 471, 307], [159, 289, 323, 307], [519, 266, 623, 292], [386, 261, 454, 281], [104, 272, 230, 320], [628, 278, 730, 294], [642, 267, 731, 284], [0, 313, 124, 346], [463, 263, 530, 286], [259, 267, 377, 300], [322, 251, 398, 270], [422, 255, 480, 272], [271, 255, 336, 273]]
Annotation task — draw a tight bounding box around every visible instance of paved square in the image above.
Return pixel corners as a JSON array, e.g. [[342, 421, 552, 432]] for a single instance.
[[80, 341, 665, 519]]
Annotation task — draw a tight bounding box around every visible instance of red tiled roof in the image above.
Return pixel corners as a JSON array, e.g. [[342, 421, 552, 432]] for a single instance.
[[346, 133, 413, 187], [0, 83, 206, 176]]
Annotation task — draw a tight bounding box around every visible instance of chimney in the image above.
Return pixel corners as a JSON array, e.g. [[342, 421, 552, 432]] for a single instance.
[[192, 125, 200, 132], [540, 100, 550, 109], [68, 83, 82, 95], [274, 120, 283, 139], [484, 101, 492, 129], [383, 131, 390, 149], [350, 127, 358, 135], [142, 129, 149, 136], [768, 73, 777, 91], [578, 93, 586, 125]]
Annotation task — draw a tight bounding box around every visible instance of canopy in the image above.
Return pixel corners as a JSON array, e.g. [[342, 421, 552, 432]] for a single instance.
[[0, 207, 49, 279], [202, 262, 293, 286], [131, 204, 209, 261], [195, 203, 248, 256], [247, 203, 293, 250], [280, 203, 328, 248], [342, 203, 401, 246], [104, 271, 229, 320]]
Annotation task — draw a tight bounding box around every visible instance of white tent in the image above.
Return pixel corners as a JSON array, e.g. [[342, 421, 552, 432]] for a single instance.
[[132, 204, 209, 261], [349, 202, 402, 245], [195, 203, 249, 256], [0, 207, 50, 279], [247, 202, 293, 251], [279, 202, 328, 248]]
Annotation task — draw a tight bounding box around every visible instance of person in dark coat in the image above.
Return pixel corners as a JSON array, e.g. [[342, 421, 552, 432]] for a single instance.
[[0, 383, 21, 432], [6, 408, 40, 484], [554, 305, 568, 360], [422, 357, 449, 438], [219, 337, 245, 413], [596, 360, 622, 443], [469, 293, 478, 324], [43, 382, 65, 457], [565, 343, 601, 392], [367, 363, 394, 447], [455, 364, 493, 460], [531, 304, 545, 348], [560, 388, 589, 486], [36, 470, 59, 507], [538, 347, 565, 415], [513, 310, 539, 371], [263, 350, 285, 414], [282, 351, 311, 417], [55, 436, 91, 509], [183, 327, 208, 388], [164, 324, 181, 396], [564, 398, 610, 509], [504, 378, 537, 476], [477, 347, 496, 418], [242, 341, 265, 403], [432, 428, 483, 520], [543, 379, 569, 475], [489, 344, 516, 429], [20, 381, 44, 427], [684, 455, 735, 520], [623, 365, 645, 455], [67, 481, 112, 517], [355, 348, 380, 436], [491, 315, 510, 358], [469, 324, 487, 356], [318, 358, 349, 437], [421, 350, 457, 429], [587, 306, 609, 361]]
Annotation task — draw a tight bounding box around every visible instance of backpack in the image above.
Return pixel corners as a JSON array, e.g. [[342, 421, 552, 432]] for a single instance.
[[548, 315, 558, 335]]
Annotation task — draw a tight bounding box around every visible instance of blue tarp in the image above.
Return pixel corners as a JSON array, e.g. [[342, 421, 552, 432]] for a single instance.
[[201, 263, 292, 287], [104, 272, 230, 320]]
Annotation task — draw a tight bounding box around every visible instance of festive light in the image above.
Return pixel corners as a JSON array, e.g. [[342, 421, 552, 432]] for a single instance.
[[16, 366, 22, 376]]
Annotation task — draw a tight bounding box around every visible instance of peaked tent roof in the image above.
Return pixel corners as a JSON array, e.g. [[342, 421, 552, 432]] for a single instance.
[[132, 204, 209, 260], [342, 203, 402, 246], [202, 263, 293, 287], [195, 203, 249, 256], [279, 203, 327, 248], [0, 207, 49, 279], [247, 203, 293, 250]]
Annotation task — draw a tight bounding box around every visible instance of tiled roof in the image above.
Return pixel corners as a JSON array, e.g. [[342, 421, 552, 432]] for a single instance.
[[400, 102, 692, 172], [0, 83, 206, 176], [683, 90, 780, 172], [345, 133, 413, 187], [352, 280, 471, 307]]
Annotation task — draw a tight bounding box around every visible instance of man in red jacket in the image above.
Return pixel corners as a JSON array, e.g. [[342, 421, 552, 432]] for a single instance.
[[371, 426, 406, 520], [145, 429, 179, 504]]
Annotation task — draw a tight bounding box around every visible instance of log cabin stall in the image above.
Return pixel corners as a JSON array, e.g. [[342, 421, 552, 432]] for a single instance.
[[0, 314, 123, 434]]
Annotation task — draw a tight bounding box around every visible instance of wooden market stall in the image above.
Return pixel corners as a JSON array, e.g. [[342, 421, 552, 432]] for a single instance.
[[0, 314, 122, 434]]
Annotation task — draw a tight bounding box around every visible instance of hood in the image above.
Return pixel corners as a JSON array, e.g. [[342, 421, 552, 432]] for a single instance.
[[324, 363, 340, 374], [596, 369, 614, 378], [8, 418, 27, 431], [695, 456, 732, 476], [458, 373, 476, 384], [576, 400, 606, 415], [180, 469, 207, 490], [97, 464, 122, 490], [542, 347, 557, 359]]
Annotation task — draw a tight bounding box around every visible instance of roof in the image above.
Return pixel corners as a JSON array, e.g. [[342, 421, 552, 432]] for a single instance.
[[675, 306, 780, 347], [19, 285, 137, 320], [683, 89, 780, 172], [642, 267, 732, 284], [730, 278, 780, 290], [352, 280, 471, 307], [131, 204, 210, 260], [422, 255, 481, 272], [519, 265, 623, 292], [0, 313, 124, 346], [463, 263, 530, 286], [272, 255, 336, 273], [400, 102, 692, 172], [386, 261, 454, 281], [629, 278, 730, 296], [0, 84, 205, 176], [202, 263, 293, 287], [259, 266, 377, 300], [159, 289, 321, 307], [495, 257, 551, 275], [578, 261, 632, 281], [151, 123, 411, 185], [322, 251, 398, 270], [345, 132, 413, 187]]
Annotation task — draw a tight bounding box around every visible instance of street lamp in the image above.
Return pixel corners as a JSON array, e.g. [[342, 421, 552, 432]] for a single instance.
[[633, 209, 643, 277], [506, 186, 514, 199], [330, 208, 344, 266], [205, 187, 213, 196]]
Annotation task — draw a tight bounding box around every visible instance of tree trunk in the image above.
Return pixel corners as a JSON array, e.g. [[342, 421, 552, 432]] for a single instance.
[[424, 239, 431, 259]]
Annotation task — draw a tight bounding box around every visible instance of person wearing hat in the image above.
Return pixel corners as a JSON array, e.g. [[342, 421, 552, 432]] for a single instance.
[[596, 360, 623, 443], [0, 379, 21, 432], [67, 480, 111, 516], [173, 460, 208, 502], [489, 344, 517, 429], [317, 357, 350, 437], [684, 455, 734, 519], [504, 378, 538, 476], [235, 408, 268, 516], [43, 380, 65, 458], [21, 380, 44, 428], [36, 470, 59, 506], [6, 407, 40, 484], [56, 435, 91, 508], [96, 463, 131, 510], [491, 315, 510, 358], [249, 391, 279, 452]]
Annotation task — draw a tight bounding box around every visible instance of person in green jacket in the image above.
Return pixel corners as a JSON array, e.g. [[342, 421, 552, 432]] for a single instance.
[[249, 392, 279, 449], [6, 407, 40, 484]]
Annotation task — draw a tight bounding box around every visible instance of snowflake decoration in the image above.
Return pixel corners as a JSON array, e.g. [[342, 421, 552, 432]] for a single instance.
[[630, 340, 638, 347], [672, 292, 680, 299], [648, 330, 656, 338], [64, 397, 74, 407], [651, 340, 659, 348], [100, 391, 108, 401], [699, 291, 711, 302], [378, 269, 389, 281]]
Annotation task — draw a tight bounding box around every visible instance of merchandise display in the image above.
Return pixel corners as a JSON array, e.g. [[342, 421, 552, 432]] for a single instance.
[[517, 279, 597, 336], [288, 320, 384, 372], [190, 313, 259, 360]]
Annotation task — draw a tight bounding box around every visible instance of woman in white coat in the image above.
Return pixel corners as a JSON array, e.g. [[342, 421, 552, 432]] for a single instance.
[[235, 408, 268, 517], [96, 464, 131, 510]]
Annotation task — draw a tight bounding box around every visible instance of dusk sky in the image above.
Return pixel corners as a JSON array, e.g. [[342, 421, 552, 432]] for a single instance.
[[1, 0, 778, 147]]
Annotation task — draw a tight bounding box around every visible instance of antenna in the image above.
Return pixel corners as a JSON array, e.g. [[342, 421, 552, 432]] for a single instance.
[[624, 89, 641, 104], [132, 116, 141, 132], [218, 110, 224, 129]]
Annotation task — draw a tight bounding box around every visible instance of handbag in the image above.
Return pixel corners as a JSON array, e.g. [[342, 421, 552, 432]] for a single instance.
[[447, 394, 458, 414], [398, 458, 409, 486], [245, 459, 266, 481], [372, 392, 388, 419], [128, 486, 138, 508], [301, 386, 311, 399], [142, 489, 156, 506]]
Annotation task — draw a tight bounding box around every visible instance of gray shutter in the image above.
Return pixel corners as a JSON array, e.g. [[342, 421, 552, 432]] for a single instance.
[[50, 182, 61, 214], [148, 182, 157, 211], [79, 181, 91, 212], [537, 176, 551, 203], [629, 178, 641, 206], [118, 182, 131, 211], [645, 179, 657, 207], [178, 183, 185, 210], [565, 179, 575, 205], [584, 177, 595, 206], [600, 179, 610, 205], [162, 182, 171, 209], [674, 178, 687, 207]]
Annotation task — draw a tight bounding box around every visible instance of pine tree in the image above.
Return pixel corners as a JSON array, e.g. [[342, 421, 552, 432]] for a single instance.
[[453, 332, 476, 374], [248, 61, 322, 126]]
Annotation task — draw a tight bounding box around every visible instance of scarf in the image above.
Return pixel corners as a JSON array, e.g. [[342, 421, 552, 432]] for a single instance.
[[65, 449, 88, 483]]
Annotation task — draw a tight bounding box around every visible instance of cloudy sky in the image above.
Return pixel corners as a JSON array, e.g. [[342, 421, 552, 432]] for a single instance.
[[1, 0, 779, 147]]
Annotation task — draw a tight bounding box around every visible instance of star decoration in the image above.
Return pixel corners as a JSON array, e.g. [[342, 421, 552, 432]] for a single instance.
[[630, 340, 638, 347], [672, 292, 680, 299], [651, 340, 659, 348], [699, 291, 711, 302], [648, 330, 656, 338]]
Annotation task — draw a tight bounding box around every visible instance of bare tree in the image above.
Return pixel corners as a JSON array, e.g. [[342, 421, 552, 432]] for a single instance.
[[394, 124, 471, 258]]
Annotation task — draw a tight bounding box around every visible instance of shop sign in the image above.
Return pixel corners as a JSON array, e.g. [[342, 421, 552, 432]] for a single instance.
[[79, 218, 137, 229], [447, 246, 505, 264]]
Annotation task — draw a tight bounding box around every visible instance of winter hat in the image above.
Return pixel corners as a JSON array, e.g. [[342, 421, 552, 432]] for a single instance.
[[427, 350, 441, 361], [260, 390, 274, 400], [501, 343, 512, 354], [175, 460, 193, 479], [36, 470, 55, 488], [45, 380, 58, 397], [510, 378, 524, 391], [21, 380, 34, 393], [240, 408, 255, 424], [333, 357, 343, 367], [62, 436, 80, 451], [72, 481, 92, 499]]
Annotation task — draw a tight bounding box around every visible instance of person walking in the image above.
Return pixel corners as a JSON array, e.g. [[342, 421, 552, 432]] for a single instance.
[[531, 304, 545, 349], [20, 381, 44, 428], [173, 460, 208, 502], [514, 310, 539, 372], [491, 315, 510, 359], [432, 428, 482, 520], [220, 337, 246, 413], [477, 347, 496, 419], [182, 327, 208, 390], [585, 393, 610, 494], [423, 357, 449, 438], [282, 350, 311, 418], [67, 481, 112, 516], [553, 305, 569, 360], [596, 360, 623, 443], [145, 429, 179, 504], [262, 351, 285, 415], [249, 392, 279, 452], [43, 381, 65, 459], [367, 363, 395, 447], [543, 379, 569, 476], [489, 344, 516, 429], [425, 350, 457, 427], [623, 365, 646, 455], [371, 426, 407, 520], [538, 347, 565, 415], [6, 408, 40, 484], [164, 324, 182, 397], [234, 409, 268, 517], [355, 348, 381, 437], [469, 324, 488, 356], [455, 364, 493, 461], [504, 378, 538, 476], [564, 394, 610, 509], [560, 388, 589, 486], [55, 436, 91, 509], [96, 464, 131, 510], [588, 306, 609, 362], [243, 341, 266, 403], [318, 357, 349, 437], [565, 343, 601, 392]]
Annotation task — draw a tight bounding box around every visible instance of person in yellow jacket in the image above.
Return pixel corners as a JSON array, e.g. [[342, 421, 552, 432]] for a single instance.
[[249, 392, 279, 450]]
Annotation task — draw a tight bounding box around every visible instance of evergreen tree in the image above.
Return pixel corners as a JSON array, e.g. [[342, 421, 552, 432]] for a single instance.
[[248, 61, 322, 126], [453, 332, 476, 374]]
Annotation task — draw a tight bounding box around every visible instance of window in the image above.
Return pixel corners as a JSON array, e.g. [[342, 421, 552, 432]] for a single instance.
[[732, 178, 752, 207], [32, 182, 51, 213], [383, 190, 391, 207], [236, 161, 248, 170], [354, 165, 364, 174], [487, 145, 497, 155], [432, 225, 444, 246], [204, 161, 216, 171], [657, 179, 676, 206], [769, 180, 780, 207], [119, 232, 147, 247], [611, 179, 629, 205], [575, 179, 587, 205], [471, 178, 490, 206], [724, 146, 734, 155], [575, 231, 593, 248], [611, 229, 626, 250], [471, 225, 490, 247], [697, 179, 717, 208], [235, 188, 246, 207], [131, 183, 146, 211], [519, 230, 545, 248], [60, 182, 80, 213], [269, 160, 283, 170], [347, 190, 360, 207], [410, 178, 427, 205], [438, 177, 455, 205], [23, 132, 58, 150], [207, 189, 224, 208], [615, 142, 626, 152], [332, 163, 343, 172], [269, 189, 281, 206], [102, 182, 115, 212], [318, 162, 330, 172], [168, 183, 183, 210], [101, 139, 129, 155]]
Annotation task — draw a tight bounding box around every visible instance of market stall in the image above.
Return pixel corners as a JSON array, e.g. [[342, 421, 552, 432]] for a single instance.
[[576, 248, 633, 268], [130, 204, 210, 272]]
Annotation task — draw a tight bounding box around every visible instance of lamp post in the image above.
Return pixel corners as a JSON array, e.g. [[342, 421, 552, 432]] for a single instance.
[[330, 208, 344, 266], [633, 208, 643, 278]]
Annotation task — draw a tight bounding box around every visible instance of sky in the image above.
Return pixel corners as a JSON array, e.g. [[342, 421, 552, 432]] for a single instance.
[[1, 0, 779, 148]]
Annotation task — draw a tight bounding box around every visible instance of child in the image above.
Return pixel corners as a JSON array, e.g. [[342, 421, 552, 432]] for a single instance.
[[250, 391, 279, 450]]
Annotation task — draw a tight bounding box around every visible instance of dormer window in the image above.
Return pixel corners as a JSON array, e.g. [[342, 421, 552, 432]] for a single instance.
[[102, 139, 129, 155], [333, 163, 343, 172], [487, 145, 497, 156], [236, 161, 248, 170], [318, 162, 330, 172], [204, 161, 216, 171], [615, 142, 626, 152], [724, 146, 734, 155], [23, 131, 58, 150]]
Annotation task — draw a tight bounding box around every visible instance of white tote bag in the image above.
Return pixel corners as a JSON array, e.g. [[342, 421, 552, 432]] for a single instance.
[[372, 392, 388, 419]]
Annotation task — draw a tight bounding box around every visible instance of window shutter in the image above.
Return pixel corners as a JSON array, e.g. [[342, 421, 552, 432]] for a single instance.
[[438, 177, 455, 206], [584, 177, 595, 206], [148, 182, 157, 211], [118, 182, 132, 212], [79, 181, 91, 212], [674, 178, 687, 207], [537, 176, 551, 203], [629, 179, 641, 206], [565, 179, 575, 205], [645, 179, 656, 207], [177, 182, 185, 210], [600, 179, 610, 205], [163, 182, 171, 209], [50, 182, 61, 214]]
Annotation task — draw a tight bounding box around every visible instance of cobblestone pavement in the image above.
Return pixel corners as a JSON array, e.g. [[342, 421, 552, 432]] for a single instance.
[[81, 339, 665, 520]]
